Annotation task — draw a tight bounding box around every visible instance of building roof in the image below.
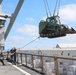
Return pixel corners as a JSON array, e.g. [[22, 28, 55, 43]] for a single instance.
[[56, 43, 76, 48]]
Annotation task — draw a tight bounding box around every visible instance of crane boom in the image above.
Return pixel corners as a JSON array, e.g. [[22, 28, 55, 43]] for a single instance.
[[0, 0, 3, 4], [5, 0, 24, 40]]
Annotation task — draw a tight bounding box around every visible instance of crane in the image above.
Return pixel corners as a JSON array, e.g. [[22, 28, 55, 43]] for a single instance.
[[39, 0, 76, 38], [0, 0, 24, 50]]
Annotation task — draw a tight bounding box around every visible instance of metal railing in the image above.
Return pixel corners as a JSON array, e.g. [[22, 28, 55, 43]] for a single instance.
[[16, 53, 76, 75]]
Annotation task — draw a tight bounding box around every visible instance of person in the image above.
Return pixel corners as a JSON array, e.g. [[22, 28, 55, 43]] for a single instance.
[[7, 51, 16, 65], [10, 48, 13, 59], [10, 47, 17, 62], [0, 52, 5, 65]]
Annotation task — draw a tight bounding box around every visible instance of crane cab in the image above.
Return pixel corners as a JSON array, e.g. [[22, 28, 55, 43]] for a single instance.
[[0, 17, 6, 50], [0, 18, 6, 28]]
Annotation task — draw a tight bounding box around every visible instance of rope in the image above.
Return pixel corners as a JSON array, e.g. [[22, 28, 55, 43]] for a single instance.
[[20, 37, 40, 49]]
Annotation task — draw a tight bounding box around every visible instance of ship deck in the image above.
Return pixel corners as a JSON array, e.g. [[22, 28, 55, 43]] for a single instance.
[[0, 60, 41, 75]]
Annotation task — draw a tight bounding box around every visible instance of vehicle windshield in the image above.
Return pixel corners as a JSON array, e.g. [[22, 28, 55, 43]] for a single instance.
[[46, 16, 60, 24]]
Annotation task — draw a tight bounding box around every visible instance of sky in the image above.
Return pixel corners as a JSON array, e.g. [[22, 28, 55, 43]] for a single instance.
[[1, 0, 76, 50]]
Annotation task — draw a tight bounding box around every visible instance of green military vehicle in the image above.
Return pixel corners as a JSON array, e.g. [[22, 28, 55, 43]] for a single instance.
[[39, 16, 67, 38], [39, 0, 76, 38], [39, 15, 76, 38]]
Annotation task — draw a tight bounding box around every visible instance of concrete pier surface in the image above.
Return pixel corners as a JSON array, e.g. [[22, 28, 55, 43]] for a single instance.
[[0, 60, 41, 75]]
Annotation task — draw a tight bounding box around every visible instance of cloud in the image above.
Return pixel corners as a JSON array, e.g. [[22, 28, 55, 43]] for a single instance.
[[59, 4, 76, 22], [42, 16, 47, 21], [5, 36, 25, 49], [11, 36, 25, 42], [58, 34, 76, 43], [41, 4, 76, 23], [25, 17, 34, 22], [57, 4, 76, 44], [16, 24, 39, 36]]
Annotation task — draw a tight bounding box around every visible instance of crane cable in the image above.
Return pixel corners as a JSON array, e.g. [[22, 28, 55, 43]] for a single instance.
[[19, 37, 40, 49], [45, 0, 51, 16], [53, 0, 60, 16], [43, 0, 51, 17], [57, 0, 60, 16], [43, 0, 48, 17]]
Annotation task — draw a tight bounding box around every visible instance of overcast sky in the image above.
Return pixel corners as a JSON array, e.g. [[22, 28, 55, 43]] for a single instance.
[[1, 0, 76, 50]]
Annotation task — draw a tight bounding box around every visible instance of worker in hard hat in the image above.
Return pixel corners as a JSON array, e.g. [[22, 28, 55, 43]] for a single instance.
[[10, 47, 17, 63], [7, 51, 16, 65]]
